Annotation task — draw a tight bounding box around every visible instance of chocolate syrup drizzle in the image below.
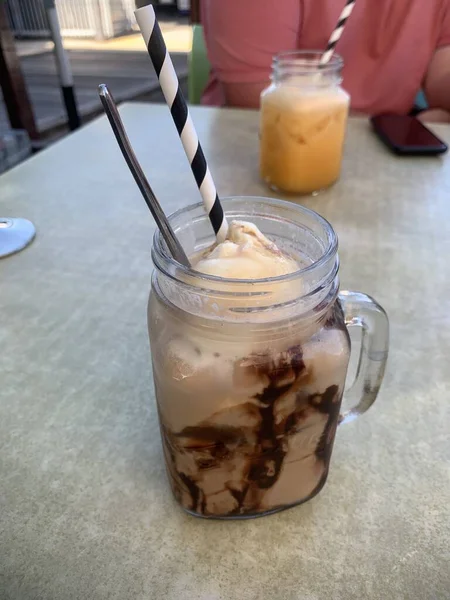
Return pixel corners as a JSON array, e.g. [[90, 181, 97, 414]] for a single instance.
[[162, 305, 346, 517]]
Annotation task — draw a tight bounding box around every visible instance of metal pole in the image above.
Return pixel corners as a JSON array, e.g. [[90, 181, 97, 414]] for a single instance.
[[43, 0, 80, 131]]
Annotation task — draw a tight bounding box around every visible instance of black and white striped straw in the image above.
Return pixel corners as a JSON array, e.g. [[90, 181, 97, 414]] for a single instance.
[[320, 0, 356, 66], [134, 5, 228, 242]]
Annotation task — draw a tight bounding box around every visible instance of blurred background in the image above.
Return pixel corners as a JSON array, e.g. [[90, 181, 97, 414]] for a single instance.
[[0, 0, 196, 172]]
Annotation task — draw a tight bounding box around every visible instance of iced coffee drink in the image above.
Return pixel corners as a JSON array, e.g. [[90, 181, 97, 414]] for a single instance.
[[148, 198, 389, 518], [149, 214, 350, 517], [260, 52, 350, 195]]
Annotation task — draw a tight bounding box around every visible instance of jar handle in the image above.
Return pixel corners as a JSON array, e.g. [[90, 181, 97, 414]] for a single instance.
[[338, 291, 389, 425]]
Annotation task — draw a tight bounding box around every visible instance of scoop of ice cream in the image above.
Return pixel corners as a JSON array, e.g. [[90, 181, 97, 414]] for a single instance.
[[193, 220, 299, 280]]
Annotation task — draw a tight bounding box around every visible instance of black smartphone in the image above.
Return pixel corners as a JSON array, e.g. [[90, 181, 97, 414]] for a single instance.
[[370, 114, 448, 156]]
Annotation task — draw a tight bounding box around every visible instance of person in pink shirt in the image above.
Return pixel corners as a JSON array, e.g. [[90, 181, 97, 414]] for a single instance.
[[201, 0, 450, 123]]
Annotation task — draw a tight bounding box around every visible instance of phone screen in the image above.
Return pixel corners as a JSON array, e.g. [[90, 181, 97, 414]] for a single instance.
[[373, 115, 446, 150]]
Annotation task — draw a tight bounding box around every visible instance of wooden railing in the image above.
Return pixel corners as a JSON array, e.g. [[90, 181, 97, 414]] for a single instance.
[[0, 1, 39, 140], [190, 0, 200, 24]]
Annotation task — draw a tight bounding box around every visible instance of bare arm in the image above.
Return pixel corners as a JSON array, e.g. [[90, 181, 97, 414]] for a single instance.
[[422, 46, 450, 115], [201, 0, 301, 109], [419, 5, 450, 123]]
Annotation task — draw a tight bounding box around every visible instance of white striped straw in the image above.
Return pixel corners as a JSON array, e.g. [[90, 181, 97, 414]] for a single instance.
[[134, 5, 228, 242], [320, 0, 356, 66]]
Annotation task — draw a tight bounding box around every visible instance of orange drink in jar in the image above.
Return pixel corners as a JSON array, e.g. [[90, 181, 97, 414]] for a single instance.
[[260, 52, 350, 195]]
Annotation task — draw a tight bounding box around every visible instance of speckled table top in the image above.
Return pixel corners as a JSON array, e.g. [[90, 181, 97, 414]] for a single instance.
[[1, 104, 449, 600]]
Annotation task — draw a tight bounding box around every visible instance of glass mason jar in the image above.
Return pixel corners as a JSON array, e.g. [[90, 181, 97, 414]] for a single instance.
[[148, 197, 388, 519], [260, 51, 350, 195]]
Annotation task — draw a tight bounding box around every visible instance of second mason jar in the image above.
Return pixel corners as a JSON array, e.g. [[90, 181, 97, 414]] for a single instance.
[[260, 51, 350, 195]]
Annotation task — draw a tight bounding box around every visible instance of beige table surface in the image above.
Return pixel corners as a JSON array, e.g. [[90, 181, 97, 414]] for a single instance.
[[1, 104, 449, 600]]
